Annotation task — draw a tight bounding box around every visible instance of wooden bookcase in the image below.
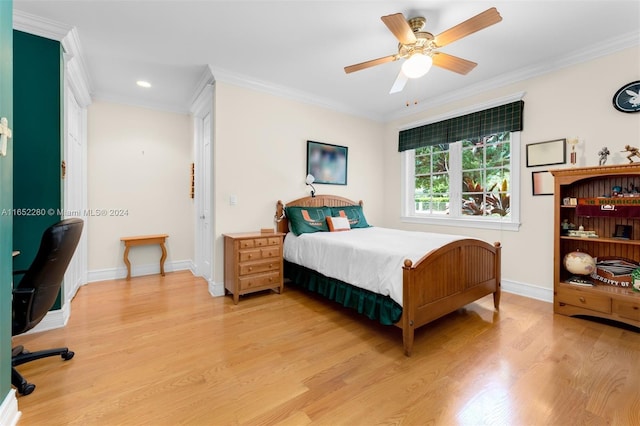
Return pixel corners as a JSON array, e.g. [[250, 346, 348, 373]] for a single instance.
[[551, 164, 640, 328]]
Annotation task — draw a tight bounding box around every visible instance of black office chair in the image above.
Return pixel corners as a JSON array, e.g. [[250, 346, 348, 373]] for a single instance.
[[12, 218, 84, 395]]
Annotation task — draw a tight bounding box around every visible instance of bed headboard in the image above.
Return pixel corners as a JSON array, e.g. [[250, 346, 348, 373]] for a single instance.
[[275, 195, 363, 234]]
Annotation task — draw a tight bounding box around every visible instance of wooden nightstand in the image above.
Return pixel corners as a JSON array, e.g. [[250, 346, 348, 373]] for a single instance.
[[223, 231, 285, 304]]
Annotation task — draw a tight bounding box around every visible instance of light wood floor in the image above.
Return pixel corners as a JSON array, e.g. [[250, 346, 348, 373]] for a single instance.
[[12, 271, 640, 425]]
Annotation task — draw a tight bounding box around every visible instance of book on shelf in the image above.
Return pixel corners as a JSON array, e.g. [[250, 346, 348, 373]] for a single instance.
[[595, 259, 638, 276], [566, 277, 595, 286]]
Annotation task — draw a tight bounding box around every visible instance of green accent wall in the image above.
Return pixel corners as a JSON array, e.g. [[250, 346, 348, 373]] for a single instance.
[[0, 0, 13, 402], [12, 30, 62, 308]]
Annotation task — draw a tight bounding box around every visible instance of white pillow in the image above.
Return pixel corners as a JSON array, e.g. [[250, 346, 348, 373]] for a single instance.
[[326, 216, 351, 232]]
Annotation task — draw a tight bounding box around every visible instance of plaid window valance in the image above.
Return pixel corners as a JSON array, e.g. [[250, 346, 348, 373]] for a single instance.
[[398, 100, 524, 152]]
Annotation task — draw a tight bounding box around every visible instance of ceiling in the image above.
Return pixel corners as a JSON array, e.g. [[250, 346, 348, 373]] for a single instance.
[[13, 1, 640, 121]]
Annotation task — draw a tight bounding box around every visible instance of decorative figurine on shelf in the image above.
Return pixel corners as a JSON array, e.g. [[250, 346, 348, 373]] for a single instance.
[[561, 219, 576, 236], [612, 185, 623, 196], [598, 146, 610, 165], [622, 145, 640, 163]]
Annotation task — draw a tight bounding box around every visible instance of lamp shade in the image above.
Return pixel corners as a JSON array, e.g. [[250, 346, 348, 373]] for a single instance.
[[401, 53, 433, 79], [305, 174, 315, 185]]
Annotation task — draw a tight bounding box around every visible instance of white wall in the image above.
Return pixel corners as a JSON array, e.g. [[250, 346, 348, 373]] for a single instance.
[[83, 47, 638, 299], [87, 101, 194, 279], [382, 47, 640, 300], [211, 82, 386, 285]]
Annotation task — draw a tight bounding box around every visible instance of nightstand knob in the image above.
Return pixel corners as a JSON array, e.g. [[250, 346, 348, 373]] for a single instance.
[[579, 297, 586, 303]]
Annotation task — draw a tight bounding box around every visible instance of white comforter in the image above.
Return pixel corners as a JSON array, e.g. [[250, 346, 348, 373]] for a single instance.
[[283, 227, 467, 306]]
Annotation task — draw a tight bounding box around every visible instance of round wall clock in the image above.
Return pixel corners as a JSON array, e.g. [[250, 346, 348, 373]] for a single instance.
[[612, 81, 640, 113]]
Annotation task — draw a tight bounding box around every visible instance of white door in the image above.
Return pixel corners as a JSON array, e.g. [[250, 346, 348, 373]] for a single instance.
[[63, 86, 87, 303], [199, 112, 212, 282], [192, 81, 214, 288]]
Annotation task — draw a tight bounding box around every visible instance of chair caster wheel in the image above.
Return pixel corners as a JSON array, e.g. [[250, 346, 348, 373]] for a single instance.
[[20, 383, 36, 396], [62, 351, 74, 361]]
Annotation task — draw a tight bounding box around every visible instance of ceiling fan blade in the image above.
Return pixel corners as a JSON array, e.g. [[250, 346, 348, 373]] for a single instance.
[[389, 70, 408, 94], [432, 52, 477, 75], [344, 55, 397, 74], [434, 7, 502, 48], [381, 13, 417, 45]]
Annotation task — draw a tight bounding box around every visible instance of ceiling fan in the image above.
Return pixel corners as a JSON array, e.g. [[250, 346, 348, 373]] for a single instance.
[[344, 8, 502, 94]]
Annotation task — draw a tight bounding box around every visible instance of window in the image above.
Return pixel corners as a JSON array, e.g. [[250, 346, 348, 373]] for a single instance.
[[414, 133, 511, 217], [399, 98, 523, 231]]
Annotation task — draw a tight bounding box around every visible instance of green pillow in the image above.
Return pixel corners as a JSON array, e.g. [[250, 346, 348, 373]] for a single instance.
[[285, 206, 332, 235], [330, 205, 371, 228]]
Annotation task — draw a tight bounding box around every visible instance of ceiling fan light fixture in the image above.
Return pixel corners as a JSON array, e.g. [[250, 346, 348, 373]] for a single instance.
[[401, 53, 433, 79]]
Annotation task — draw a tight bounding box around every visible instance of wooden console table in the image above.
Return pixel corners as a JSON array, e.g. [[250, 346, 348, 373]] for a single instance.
[[120, 234, 169, 279]]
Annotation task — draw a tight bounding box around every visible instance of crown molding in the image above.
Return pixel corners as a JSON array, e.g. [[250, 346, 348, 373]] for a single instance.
[[62, 27, 93, 106], [65, 54, 92, 107], [14, 10, 93, 105], [387, 30, 640, 121], [208, 30, 638, 123], [208, 65, 384, 122], [188, 66, 215, 115], [13, 9, 70, 41], [91, 92, 192, 115], [14, 10, 637, 123]]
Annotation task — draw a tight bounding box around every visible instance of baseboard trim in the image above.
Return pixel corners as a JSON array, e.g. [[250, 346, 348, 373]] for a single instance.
[[209, 280, 225, 297], [502, 279, 553, 303], [87, 259, 193, 283], [20, 301, 70, 335], [0, 390, 21, 426]]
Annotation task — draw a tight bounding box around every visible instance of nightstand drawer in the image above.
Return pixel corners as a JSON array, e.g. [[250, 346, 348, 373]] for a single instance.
[[239, 260, 279, 275], [613, 299, 640, 321], [556, 289, 611, 314], [239, 248, 261, 262], [239, 237, 281, 249], [239, 239, 256, 249], [239, 246, 280, 262], [260, 246, 280, 259], [266, 237, 282, 246], [239, 271, 281, 291]]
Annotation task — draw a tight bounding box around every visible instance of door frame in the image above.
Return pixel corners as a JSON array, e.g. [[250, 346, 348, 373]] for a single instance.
[[13, 17, 91, 332], [0, 0, 18, 420], [62, 73, 88, 304], [191, 77, 220, 295]]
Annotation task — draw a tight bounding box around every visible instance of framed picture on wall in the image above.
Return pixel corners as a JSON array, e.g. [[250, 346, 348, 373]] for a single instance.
[[526, 139, 566, 167], [306, 140, 348, 185], [532, 170, 554, 196]]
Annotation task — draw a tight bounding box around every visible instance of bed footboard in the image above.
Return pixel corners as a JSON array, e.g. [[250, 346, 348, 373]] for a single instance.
[[399, 239, 502, 356]]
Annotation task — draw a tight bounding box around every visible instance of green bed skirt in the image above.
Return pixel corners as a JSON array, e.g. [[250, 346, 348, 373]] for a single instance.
[[284, 261, 403, 326]]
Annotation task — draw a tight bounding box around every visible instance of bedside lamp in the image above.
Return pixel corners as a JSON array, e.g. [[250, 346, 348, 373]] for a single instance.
[[305, 174, 316, 198]]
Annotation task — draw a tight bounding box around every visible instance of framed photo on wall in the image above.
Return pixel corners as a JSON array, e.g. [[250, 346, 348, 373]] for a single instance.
[[532, 170, 554, 196], [306, 140, 348, 185], [526, 139, 566, 167]]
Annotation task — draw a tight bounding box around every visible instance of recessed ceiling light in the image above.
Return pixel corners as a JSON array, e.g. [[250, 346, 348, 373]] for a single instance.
[[136, 80, 151, 88]]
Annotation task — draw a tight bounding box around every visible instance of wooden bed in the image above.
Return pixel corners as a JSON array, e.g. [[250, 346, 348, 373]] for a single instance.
[[275, 194, 502, 356]]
